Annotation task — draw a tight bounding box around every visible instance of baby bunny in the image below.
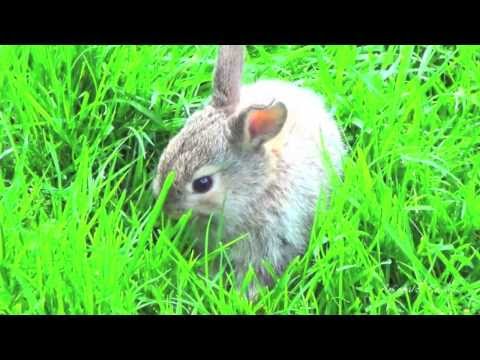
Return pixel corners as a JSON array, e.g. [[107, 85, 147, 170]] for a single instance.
[[153, 45, 346, 299]]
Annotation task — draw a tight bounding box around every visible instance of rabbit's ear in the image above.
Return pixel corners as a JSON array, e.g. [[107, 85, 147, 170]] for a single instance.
[[212, 45, 244, 111], [227, 101, 287, 149]]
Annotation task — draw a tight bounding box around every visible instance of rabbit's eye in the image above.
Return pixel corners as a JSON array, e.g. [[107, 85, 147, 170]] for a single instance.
[[192, 176, 213, 193]]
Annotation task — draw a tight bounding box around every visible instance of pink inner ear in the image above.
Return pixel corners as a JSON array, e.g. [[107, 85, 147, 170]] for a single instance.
[[248, 110, 277, 138]]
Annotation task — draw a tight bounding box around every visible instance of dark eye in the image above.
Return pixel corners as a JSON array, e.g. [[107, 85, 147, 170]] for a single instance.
[[192, 176, 213, 193]]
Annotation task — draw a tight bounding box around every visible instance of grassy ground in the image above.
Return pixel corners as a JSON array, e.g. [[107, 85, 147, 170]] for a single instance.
[[0, 45, 479, 314]]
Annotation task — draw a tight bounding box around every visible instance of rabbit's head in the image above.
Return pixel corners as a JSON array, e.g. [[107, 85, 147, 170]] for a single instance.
[[153, 46, 287, 220]]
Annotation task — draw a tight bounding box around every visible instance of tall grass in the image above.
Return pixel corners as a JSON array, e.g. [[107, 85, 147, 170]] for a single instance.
[[0, 45, 478, 314]]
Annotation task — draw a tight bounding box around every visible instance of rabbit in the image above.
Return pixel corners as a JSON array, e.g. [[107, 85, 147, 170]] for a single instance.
[[152, 45, 346, 300]]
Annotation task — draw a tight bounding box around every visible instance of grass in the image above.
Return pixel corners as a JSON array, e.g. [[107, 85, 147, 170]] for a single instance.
[[0, 45, 479, 314]]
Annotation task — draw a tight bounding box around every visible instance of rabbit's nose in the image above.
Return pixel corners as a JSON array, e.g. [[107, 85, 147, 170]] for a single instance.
[[163, 203, 182, 219], [163, 202, 174, 213]]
